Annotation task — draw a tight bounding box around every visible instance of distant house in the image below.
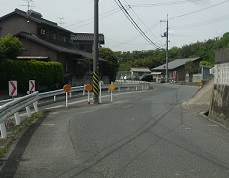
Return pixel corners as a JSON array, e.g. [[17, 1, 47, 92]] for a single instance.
[[151, 57, 201, 82], [0, 9, 105, 85], [130, 67, 151, 79]]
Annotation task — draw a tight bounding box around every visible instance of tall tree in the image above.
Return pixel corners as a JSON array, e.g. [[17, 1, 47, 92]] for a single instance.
[[0, 34, 23, 60], [99, 48, 119, 82]]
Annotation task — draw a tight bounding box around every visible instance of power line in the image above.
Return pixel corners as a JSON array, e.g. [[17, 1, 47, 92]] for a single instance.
[[171, 13, 229, 30], [123, 0, 163, 46], [114, 0, 162, 49], [65, 8, 121, 28], [129, 0, 201, 8], [68, 8, 121, 31], [169, 0, 229, 20]]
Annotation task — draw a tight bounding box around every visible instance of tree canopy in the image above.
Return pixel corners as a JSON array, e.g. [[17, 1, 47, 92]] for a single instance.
[[116, 32, 229, 71], [99, 48, 119, 82], [0, 34, 23, 60]]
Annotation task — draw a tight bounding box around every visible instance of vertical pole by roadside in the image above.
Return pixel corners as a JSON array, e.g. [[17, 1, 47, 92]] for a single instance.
[[99, 82, 102, 103], [111, 90, 113, 102], [65, 92, 68, 107], [88, 91, 90, 104]]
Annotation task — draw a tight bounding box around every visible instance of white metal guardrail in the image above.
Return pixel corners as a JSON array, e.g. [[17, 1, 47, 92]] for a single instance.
[[0, 98, 13, 106], [39, 85, 85, 101], [0, 83, 150, 138], [0, 92, 39, 138]]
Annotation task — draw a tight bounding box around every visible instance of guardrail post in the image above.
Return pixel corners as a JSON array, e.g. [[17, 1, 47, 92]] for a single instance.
[[118, 87, 120, 92], [69, 92, 72, 98], [26, 106, 32, 117], [14, 112, 21, 125], [99, 83, 102, 103], [0, 122, 7, 138], [83, 84, 86, 95], [127, 87, 129, 91], [33, 101, 38, 112], [136, 86, 138, 91], [54, 95, 56, 102]]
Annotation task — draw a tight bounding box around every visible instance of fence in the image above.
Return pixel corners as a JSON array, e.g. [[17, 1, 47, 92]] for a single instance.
[[214, 63, 229, 85], [0, 92, 39, 138]]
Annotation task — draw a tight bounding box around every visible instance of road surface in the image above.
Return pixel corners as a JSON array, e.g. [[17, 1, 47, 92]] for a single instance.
[[1, 83, 229, 178]]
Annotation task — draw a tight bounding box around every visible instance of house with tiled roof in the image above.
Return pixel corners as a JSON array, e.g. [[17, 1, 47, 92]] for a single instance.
[[151, 57, 201, 82], [0, 8, 105, 85], [130, 67, 151, 79]]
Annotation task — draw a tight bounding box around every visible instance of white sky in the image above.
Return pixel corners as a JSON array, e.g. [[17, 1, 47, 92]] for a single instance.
[[0, 0, 228, 52]]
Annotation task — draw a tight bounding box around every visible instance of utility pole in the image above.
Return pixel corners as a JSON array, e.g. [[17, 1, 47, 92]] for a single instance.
[[93, 0, 99, 104], [161, 14, 169, 83]]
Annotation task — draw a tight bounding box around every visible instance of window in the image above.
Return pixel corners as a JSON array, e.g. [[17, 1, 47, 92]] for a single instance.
[[40, 29, 46, 35]]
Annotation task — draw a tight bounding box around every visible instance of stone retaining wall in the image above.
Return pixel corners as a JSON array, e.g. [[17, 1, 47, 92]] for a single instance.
[[209, 63, 229, 127]]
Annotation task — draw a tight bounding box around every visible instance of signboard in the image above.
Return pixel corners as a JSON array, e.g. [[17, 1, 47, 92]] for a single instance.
[[85, 84, 92, 92], [9, 81, 17, 96], [63, 84, 71, 92], [29, 80, 35, 92], [109, 84, 116, 91]]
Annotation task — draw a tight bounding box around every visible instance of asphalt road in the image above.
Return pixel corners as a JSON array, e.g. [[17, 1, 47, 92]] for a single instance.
[[1, 83, 229, 178]]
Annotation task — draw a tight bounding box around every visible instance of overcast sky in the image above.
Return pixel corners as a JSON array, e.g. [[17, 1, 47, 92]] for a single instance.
[[0, 0, 228, 52]]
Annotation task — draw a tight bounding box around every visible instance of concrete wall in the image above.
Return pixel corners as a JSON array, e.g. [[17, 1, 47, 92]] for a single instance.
[[209, 63, 229, 127], [215, 47, 229, 64], [185, 74, 202, 83]]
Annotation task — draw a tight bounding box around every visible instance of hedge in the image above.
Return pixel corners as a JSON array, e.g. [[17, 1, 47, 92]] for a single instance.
[[0, 59, 64, 93]]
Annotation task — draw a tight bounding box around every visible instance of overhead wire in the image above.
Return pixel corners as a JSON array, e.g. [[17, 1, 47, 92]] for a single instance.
[[123, 0, 163, 46], [113, 0, 162, 49], [65, 7, 121, 29], [171, 13, 229, 30], [169, 0, 229, 20], [129, 0, 201, 8]]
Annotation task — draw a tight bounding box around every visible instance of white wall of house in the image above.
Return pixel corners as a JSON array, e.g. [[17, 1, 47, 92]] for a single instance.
[[214, 63, 229, 85]]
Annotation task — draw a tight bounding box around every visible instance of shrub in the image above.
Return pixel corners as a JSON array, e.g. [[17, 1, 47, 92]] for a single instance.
[[0, 59, 64, 93]]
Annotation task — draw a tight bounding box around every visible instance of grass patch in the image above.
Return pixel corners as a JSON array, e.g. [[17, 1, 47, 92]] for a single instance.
[[0, 110, 44, 165]]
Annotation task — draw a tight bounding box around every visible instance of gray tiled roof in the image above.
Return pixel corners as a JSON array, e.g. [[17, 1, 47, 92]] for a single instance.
[[71, 33, 104, 44], [17, 32, 105, 61], [130, 67, 151, 72], [152, 57, 200, 70], [0, 9, 72, 33]]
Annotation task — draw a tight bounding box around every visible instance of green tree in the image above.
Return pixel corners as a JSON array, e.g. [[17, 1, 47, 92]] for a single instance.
[[0, 34, 23, 60], [169, 47, 182, 60], [99, 48, 119, 82], [199, 60, 214, 67]]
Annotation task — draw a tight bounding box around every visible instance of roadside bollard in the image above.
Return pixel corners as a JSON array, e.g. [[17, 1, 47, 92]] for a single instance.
[[14, 112, 21, 125], [26, 106, 31, 117]]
